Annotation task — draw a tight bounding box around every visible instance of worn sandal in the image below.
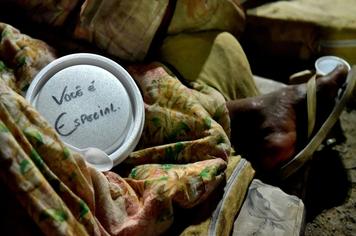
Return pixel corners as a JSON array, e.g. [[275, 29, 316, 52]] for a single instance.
[[279, 66, 356, 179]]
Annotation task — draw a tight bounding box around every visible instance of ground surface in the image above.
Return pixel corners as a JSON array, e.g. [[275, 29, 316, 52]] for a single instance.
[[305, 110, 356, 236]]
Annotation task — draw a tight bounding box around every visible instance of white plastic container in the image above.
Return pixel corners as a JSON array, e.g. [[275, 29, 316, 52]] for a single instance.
[[315, 56, 351, 76], [26, 53, 144, 166]]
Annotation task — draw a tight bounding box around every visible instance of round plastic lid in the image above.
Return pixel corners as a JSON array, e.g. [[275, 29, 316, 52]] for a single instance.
[[315, 56, 351, 76], [26, 53, 144, 166]]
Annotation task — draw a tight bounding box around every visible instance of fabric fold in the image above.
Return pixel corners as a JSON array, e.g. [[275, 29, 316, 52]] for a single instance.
[[0, 21, 255, 236], [74, 0, 170, 61]]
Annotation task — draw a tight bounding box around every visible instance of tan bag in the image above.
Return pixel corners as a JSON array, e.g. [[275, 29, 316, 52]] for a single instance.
[[245, 0, 356, 65]]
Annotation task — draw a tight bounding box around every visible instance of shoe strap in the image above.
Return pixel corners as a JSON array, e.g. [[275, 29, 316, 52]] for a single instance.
[[307, 75, 316, 139]]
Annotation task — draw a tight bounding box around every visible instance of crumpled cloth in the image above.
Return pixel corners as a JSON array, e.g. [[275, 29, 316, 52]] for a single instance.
[[125, 63, 231, 165], [0, 23, 56, 93], [5, 0, 246, 62], [0, 23, 255, 236], [159, 31, 259, 101]]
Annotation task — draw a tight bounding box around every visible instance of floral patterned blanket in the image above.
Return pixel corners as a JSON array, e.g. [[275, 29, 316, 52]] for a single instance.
[[0, 1, 255, 235]]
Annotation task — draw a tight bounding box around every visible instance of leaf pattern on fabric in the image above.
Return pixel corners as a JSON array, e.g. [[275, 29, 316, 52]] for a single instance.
[[29, 148, 45, 170], [164, 142, 185, 162], [23, 128, 44, 146], [125, 63, 231, 166], [0, 121, 9, 132], [63, 147, 71, 160], [0, 58, 232, 236], [0, 61, 5, 71], [199, 166, 219, 181], [0, 61, 17, 93], [0, 23, 56, 94], [128, 158, 227, 208], [19, 159, 31, 174], [79, 200, 90, 220], [40, 208, 69, 222], [0, 22, 254, 236]]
